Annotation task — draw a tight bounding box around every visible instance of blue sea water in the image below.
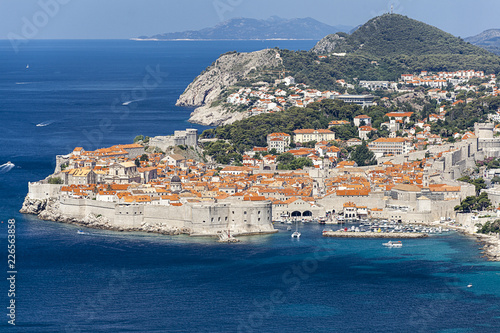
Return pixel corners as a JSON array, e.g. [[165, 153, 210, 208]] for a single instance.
[[1, 40, 500, 332]]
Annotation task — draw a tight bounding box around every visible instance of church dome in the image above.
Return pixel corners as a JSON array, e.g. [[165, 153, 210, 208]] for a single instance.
[[171, 175, 181, 183]]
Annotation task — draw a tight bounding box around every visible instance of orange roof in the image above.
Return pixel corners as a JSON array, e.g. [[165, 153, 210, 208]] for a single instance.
[[268, 132, 290, 137], [385, 112, 413, 118], [372, 138, 408, 143]]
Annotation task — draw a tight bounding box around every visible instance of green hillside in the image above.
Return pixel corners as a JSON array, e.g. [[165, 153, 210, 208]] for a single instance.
[[280, 14, 500, 85], [328, 14, 492, 57]]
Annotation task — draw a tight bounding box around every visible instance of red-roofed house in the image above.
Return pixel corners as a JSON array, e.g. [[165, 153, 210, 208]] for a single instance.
[[267, 133, 291, 153]]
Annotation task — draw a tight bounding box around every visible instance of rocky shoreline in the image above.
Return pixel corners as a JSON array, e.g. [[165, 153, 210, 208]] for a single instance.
[[187, 104, 249, 126], [19, 198, 500, 258], [418, 220, 500, 262], [19, 196, 276, 238], [20, 197, 192, 235], [176, 49, 281, 126], [457, 229, 500, 262]]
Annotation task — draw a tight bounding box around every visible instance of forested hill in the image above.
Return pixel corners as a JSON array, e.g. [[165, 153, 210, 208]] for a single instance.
[[312, 14, 492, 57], [279, 14, 500, 87]]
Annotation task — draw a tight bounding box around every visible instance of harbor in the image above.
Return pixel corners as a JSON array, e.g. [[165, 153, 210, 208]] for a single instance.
[[322, 230, 428, 238]]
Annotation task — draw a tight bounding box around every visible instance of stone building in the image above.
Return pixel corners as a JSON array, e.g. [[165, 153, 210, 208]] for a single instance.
[[149, 129, 198, 151]]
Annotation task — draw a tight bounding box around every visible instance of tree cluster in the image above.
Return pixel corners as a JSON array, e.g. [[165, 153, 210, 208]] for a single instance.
[[454, 192, 491, 212]]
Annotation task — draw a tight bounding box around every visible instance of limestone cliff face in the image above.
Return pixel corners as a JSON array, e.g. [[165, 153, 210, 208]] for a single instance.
[[176, 49, 282, 126], [311, 33, 347, 54], [188, 105, 250, 126], [20, 197, 110, 227]]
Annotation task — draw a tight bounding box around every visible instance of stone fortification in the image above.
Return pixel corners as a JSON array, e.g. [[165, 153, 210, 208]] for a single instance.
[[20, 183, 275, 237]]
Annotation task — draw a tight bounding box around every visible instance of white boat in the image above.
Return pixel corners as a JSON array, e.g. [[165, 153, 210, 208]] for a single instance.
[[77, 230, 85, 235], [26, 64, 29, 69], [286, 226, 292, 231], [383, 241, 402, 248], [291, 231, 301, 238]]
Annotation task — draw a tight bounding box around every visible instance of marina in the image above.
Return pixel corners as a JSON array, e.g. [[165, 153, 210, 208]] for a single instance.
[[322, 230, 428, 238]]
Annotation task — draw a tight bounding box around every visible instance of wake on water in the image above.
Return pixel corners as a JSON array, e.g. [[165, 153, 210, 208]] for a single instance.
[[122, 99, 144, 106], [0, 162, 15, 174], [36, 120, 55, 127]]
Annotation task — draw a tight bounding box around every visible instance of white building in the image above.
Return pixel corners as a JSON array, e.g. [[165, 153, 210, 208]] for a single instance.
[[293, 129, 335, 143], [368, 138, 411, 157]]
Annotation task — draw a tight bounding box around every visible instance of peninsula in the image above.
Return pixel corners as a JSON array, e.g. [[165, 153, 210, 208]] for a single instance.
[[20, 14, 500, 256], [136, 17, 352, 41]]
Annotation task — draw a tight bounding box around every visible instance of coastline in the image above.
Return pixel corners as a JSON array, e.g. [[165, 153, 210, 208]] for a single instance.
[[130, 38, 317, 42], [19, 196, 277, 239], [416, 220, 500, 261]]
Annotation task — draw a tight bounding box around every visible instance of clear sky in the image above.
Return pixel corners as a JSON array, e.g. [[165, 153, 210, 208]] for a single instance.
[[1, 0, 499, 39]]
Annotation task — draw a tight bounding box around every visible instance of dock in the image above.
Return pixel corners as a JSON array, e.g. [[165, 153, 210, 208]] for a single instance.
[[322, 231, 428, 238]]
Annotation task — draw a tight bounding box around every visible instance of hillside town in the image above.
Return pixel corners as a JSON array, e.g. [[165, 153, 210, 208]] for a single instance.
[[21, 67, 500, 254], [224, 69, 498, 117]]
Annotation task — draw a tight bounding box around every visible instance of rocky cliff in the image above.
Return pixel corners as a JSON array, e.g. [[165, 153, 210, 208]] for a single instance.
[[176, 49, 282, 126], [311, 33, 348, 54]]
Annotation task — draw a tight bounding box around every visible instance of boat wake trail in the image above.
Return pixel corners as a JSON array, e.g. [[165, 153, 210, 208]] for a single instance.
[[36, 120, 55, 127], [0, 162, 15, 174], [122, 99, 144, 106]]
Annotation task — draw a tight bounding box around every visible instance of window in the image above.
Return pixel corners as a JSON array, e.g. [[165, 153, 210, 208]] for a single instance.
[[244, 211, 247, 215]]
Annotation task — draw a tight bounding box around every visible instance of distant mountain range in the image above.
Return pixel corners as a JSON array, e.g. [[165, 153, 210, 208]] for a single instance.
[[465, 29, 500, 55], [137, 17, 352, 40]]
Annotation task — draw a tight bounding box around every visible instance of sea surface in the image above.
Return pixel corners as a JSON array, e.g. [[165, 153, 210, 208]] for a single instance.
[[1, 40, 500, 332]]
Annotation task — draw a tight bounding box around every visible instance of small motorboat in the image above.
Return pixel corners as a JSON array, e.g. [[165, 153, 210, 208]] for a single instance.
[[291, 231, 301, 238], [77, 230, 85, 235], [383, 241, 402, 248]]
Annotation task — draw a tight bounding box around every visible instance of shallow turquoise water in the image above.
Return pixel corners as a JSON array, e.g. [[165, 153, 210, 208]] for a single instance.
[[0, 40, 499, 332]]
